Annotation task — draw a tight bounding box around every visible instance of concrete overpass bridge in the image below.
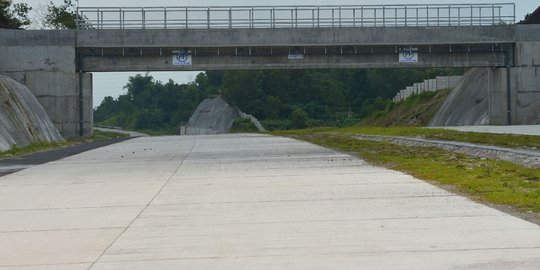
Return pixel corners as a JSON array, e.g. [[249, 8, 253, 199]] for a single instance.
[[0, 3, 539, 138]]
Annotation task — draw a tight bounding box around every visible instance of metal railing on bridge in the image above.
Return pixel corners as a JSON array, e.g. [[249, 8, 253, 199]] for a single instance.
[[77, 3, 515, 30]]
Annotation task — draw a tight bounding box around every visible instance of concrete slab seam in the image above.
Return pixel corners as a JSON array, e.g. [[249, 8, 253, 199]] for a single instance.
[[86, 137, 198, 270]]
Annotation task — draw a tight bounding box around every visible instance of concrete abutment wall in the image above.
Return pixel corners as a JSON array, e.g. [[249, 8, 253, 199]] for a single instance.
[[489, 41, 540, 125], [0, 31, 92, 138]]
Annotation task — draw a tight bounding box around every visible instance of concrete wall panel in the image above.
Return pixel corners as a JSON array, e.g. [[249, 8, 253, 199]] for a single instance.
[[0, 46, 75, 73], [515, 42, 540, 67]]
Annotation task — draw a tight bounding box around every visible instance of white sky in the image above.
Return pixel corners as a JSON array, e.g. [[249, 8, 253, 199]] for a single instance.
[[18, 0, 539, 107]]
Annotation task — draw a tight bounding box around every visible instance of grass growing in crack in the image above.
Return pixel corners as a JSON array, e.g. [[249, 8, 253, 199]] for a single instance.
[[283, 133, 540, 213]]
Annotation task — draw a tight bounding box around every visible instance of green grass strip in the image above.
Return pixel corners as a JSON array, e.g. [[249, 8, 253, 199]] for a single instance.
[[283, 133, 540, 213], [275, 126, 540, 149]]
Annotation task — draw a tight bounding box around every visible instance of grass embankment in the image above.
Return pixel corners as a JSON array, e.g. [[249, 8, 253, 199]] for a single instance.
[[0, 129, 128, 159], [361, 90, 451, 127], [280, 132, 540, 216]]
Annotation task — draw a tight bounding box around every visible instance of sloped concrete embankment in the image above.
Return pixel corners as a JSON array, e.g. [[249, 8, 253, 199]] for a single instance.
[[180, 96, 264, 135], [429, 69, 490, 126], [0, 75, 63, 151]]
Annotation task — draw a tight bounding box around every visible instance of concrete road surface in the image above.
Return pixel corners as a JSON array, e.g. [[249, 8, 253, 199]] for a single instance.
[[1, 134, 539, 269]]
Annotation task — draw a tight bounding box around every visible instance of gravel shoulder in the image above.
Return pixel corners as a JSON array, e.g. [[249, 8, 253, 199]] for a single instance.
[[353, 134, 540, 169]]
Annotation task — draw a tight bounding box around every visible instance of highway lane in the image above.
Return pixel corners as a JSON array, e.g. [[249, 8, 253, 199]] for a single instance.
[[0, 134, 539, 269]]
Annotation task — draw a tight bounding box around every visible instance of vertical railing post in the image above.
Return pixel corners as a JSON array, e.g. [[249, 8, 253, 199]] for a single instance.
[[312, 9, 315, 27], [426, 5, 429, 27], [251, 7, 254, 28], [339, 6, 342, 28], [118, 8, 122, 29], [448, 5, 451, 26], [513, 3, 516, 24], [382, 5, 385, 27], [164, 7, 167, 29], [437, 7, 440, 26], [290, 9, 294, 28], [272, 7, 276, 28], [353, 8, 356, 27], [98, 8, 102, 29], [415, 7, 418, 27], [229, 8, 232, 29], [479, 7, 482, 26], [317, 7, 321, 28], [373, 8, 376, 27], [332, 8, 335, 28], [361, 6, 364, 27], [207, 8, 210, 29], [142, 8, 145, 29], [458, 7, 461, 26], [394, 8, 397, 27], [295, 6, 298, 28], [492, 4, 495, 25], [185, 7, 188, 29], [404, 5, 407, 27], [470, 4, 473, 26]]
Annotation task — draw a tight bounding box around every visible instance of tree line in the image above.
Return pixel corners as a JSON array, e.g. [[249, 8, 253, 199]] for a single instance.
[[1, 0, 79, 29], [94, 68, 462, 132]]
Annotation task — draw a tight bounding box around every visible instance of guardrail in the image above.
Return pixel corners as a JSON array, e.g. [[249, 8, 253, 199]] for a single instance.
[[77, 3, 515, 29]]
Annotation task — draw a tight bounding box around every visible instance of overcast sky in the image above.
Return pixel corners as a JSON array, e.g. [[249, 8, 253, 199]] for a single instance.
[[19, 0, 539, 107]]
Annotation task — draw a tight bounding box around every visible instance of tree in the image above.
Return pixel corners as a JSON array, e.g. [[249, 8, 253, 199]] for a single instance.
[[291, 108, 308, 129], [44, 0, 78, 29], [0, 0, 31, 29]]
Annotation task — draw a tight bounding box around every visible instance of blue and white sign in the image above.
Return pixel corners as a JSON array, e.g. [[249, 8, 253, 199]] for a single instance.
[[173, 50, 192, 65], [288, 53, 304, 60], [399, 47, 418, 63]]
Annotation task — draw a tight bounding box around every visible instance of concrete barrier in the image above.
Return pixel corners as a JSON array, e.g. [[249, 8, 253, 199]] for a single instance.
[[393, 75, 463, 102]]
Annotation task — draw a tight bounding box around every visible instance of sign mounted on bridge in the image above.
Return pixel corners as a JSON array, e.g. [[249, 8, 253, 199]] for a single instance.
[[288, 53, 304, 60], [399, 47, 418, 63], [173, 50, 192, 65]]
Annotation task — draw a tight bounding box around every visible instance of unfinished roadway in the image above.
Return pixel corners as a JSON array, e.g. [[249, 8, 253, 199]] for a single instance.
[[1, 134, 540, 269]]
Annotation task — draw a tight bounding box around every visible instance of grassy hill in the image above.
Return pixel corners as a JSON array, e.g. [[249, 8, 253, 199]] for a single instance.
[[359, 89, 451, 127]]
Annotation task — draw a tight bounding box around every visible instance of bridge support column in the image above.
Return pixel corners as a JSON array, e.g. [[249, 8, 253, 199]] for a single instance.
[[489, 67, 540, 125], [489, 41, 540, 125]]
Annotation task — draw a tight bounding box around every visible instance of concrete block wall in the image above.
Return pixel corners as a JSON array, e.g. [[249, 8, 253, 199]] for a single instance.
[[393, 76, 462, 102], [0, 31, 92, 138]]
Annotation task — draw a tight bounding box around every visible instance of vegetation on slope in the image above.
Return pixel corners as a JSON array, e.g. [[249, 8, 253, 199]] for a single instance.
[[359, 89, 451, 127]]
